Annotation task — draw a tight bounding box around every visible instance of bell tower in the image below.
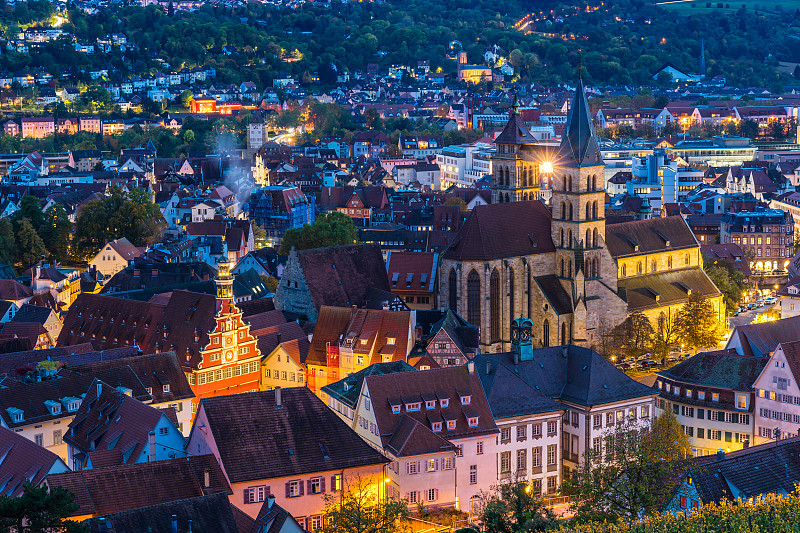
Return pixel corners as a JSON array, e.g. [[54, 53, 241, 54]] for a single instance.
[[215, 257, 234, 301], [491, 95, 542, 203], [550, 76, 607, 286], [511, 317, 534, 362]]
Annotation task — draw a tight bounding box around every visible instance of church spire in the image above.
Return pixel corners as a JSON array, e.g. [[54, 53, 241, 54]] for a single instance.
[[510, 91, 519, 117], [557, 77, 602, 168], [699, 39, 706, 77]]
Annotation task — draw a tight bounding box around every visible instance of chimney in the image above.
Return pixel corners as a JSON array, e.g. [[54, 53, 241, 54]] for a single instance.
[[203, 469, 210, 488], [275, 386, 282, 408], [486, 360, 491, 375], [148, 431, 156, 462], [513, 351, 519, 365], [267, 494, 275, 510], [187, 520, 192, 533], [171, 515, 177, 533], [96, 381, 102, 399], [276, 331, 282, 345], [467, 361, 475, 374], [716, 450, 725, 461]]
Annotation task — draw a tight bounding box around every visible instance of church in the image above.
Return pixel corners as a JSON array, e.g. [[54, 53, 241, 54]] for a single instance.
[[439, 78, 722, 353]]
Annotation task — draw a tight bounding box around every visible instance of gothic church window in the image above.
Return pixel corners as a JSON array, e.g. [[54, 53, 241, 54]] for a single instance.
[[490, 270, 501, 342], [467, 270, 481, 328]]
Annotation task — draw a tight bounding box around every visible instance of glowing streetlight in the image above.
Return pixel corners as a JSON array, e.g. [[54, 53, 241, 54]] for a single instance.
[[540, 161, 554, 174]]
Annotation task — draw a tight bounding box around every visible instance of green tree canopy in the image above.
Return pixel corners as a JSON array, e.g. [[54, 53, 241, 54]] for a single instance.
[[74, 187, 165, 258], [675, 292, 725, 353], [14, 218, 48, 268], [477, 479, 556, 533], [278, 211, 358, 255], [322, 476, 409, 533], [0, 482, 86, 533], [703, 257, 747, 315]]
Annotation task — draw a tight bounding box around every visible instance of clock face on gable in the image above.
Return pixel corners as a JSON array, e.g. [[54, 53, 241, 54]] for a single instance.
[[224, 350, 235, 363], [225, 335, 234, 347]]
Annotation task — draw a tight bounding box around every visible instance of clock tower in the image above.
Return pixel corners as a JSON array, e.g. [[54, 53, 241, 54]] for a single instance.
[[510, 317, 534, 362]]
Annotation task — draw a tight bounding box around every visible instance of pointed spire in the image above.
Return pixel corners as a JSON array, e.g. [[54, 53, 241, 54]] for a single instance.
[[510, 91, 519, 117], [557, 77, 602, 168]]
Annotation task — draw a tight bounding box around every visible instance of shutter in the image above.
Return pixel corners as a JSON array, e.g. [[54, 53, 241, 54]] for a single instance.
[[244, 488, 250, 504], [435, 488, 439, 501], [307, 479, 313, 494], [405, 462, 410, 474], [417, 461, 421, 473], [299, 480, 304, 496], [321, 477, 326, 493], [285, 482, 290, 498], [434, 458, 439, 470], [331, 476, 336, 491], [266, 486, 271, 498]]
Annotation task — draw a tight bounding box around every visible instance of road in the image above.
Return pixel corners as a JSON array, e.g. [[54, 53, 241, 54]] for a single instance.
[[727, 303, 776, 328]]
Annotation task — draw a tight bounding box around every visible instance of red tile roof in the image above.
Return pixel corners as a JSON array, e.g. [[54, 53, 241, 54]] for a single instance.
[[0, 426, 67, 497]]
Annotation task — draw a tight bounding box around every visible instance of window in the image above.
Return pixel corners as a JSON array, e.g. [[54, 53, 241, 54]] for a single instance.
[[159, 427, 168, 436], [641, 405, 650, 418], [408, 491, 418, 504], [736, 395, 747, 410], [53, 430, 62, 446], [447, 420, 456, 430], [547, 445, 557, 465], [310, 516, 323, 532], [593, 415, 601, 428], [593, 437, 601, 454], [547, 476, 557, 493], [408, 461, 419, 475], [426, 488, 438, 502], [34, 434, 43, 447], [406, 402, 421, 412], [712, 393, 719, 402], [501, 427, 511, 443], [444, 457, 453, 469], [468, 416, 479, 427], [440, 398, 449, 408], [426, 400, 436, 409], [392, 404, 400, 414], [532, 423, 542, 436], [698, 391, 706, 401], [332, 474, 342, 491], [288, 481, 301, 497], [455, 445, 463, 457], [517, 425, 527, 441], [460, 395, 471, 405], [547, 421, 557, 435], [571, 412, 579, 425], [432, 422, 442, 432], [477, 441, 483, 454], [710, 430, 721, 441], [310, 477, 322, 494], [500, 452, 511, 473], [427, 459, 436, 472], [246, 486, 266, 504], [517, 449, 527, 471], [469, 465, 477, 485], [606, 413, 614, 426], [532, 447, 542, 467]]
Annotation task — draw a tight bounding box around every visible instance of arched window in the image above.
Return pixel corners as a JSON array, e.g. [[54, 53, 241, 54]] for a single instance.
[[586, 203, 591, 220], [560, 258, 565, 278], [585, 229, 592, 248], [527, 268, 532, 319], [561, 202, 566, 220], [505, 193, 510, 203], [568, 176, 573, 192], [560, 228, 564, 247], [594, 257, 600, 279], [622, 264, 627, 277], [592, 201, 598, 219], [490, 269, 501, 343], [448, 268, 457, 311], [592, 228, 598, 248], [568, 229, 573, 249], [563, 175, 568, 190], [668, 256, 673, 269], [567, 259, 572, 278], [637, 262, 643, 274], [508, 269, 515, 321], [561, 322, 567, 345], [568, 203, 573, 220], [651, 260, 657, 272], [684, 253, 690, 266], [543, 320, 550, 347], [467, 270, 481, 328]]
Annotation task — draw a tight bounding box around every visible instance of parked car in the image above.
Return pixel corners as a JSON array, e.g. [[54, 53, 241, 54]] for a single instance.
[[618, 362, 632, 370], [764, 296, 777, 305]]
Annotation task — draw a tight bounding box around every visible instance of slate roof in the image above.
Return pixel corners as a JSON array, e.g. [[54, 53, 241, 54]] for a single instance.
[[322, 361, 417, 409], [385, 415, 456, 457], [443, 201, 555, 261], [197, 387, 389, 484], [0, 426, 66, 497], [606, 216, 699, 259], [618, 267, 721, 313], [64, 380, 172, 467], [0, 279, 33, 301], [251, 498, 304, 533], [494, 108, 537, 145], [255, 321, 309, 362], [385, 251, 438, 294], [657, 351, 767, 392], [84, 492, 241, 533], [0, 345, 139, 380], [486, 345, 656, 407], [366, 366, 498, 452], [472, 354, 564, 418], [535, 275, 573, 315], [726, 315, 800, 357], [243, 310, 288, 331], [106, 237, 142, 262], [557, 77, 603, 168], [73, 352, 195, 403], [47, 455, 230, 517], [295, 243, 389, 312]]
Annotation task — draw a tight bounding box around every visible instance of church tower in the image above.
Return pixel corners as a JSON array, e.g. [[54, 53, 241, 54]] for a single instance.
[[491, 96, 542, 203], [550, 76, 607, 329]]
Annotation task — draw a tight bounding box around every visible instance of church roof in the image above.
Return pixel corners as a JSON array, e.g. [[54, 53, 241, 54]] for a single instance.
[[618, 267, 721, 314], [606, 216, 699, 259], [534, 275, 573, 315], [557, 77, 603, 167], [443, 201, 555, 261], [494, 107, 537, 145]]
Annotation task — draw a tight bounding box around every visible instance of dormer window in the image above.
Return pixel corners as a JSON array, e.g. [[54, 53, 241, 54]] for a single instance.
[[440, 398, 449, 408], [360, 339, 368, 346], [425, 400, 436, 409], [6, 407, 23, 423], [432, 422, 442, 432], [698, 391, 706, 400], [44, 400, 61, 415], [146, 387, 153, 395], [468, 416, 479, 428], [460, 395, 471, 405], [386, 337, 396, 345], [406, 402, 421, 412], [447, 420, 456, 430], [163, 384, 170, 393]]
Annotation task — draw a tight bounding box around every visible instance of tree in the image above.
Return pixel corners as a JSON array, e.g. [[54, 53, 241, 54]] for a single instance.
[[675, 292, 725, 353], [278, 212, 358, 254], [39, 205, 72, 262], [477, 478, 556, 533], [364, 108, 382, 130], [652, 309, 680, 363], [444, 197, 467, 211], [74, 187, 165, 258], [322, 476, 409, 533], [704, 257, 747, 315], [180, 90, 194, 109], [610, 312, 654, 368], [13, 196, 44, 230], [0, 482, 86, 533], [0, 218, 16, 265], [563, 410, 691, 524], [14, 218, 48, 268]]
